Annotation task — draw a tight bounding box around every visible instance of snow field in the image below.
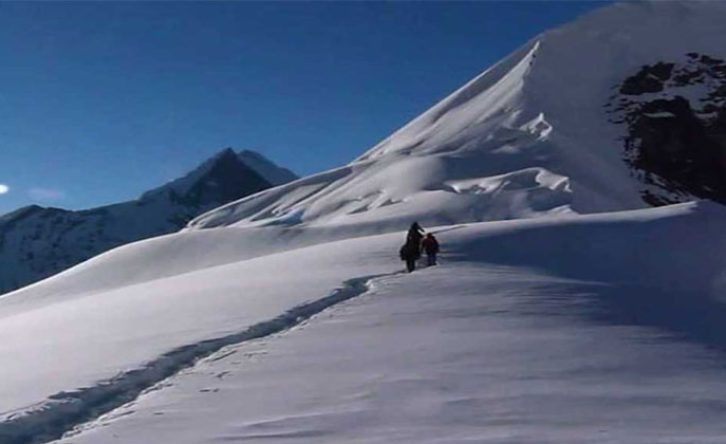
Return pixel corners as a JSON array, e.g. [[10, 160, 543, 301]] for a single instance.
[[0, 201, 724, 442], [56, 261, 726, 444], [0, 275, 383, 444], [0, 231, 400, 418]]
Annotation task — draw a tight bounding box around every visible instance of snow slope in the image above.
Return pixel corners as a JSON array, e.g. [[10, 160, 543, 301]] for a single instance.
[[2, 201, 726, 443], [2, 2, 726, 443], [57, 256, 726, 444]]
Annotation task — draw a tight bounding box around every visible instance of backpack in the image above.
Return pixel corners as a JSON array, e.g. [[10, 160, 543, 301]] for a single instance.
[[399, 242, 420, 261]]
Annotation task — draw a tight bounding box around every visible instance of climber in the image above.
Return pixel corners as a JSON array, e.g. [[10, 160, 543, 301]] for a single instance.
[[399, 241, 420, 273], [422, 233, 440, 266], [406, 222, 425, 247]]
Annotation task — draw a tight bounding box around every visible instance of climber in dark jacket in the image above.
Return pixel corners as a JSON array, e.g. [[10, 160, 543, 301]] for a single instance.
[[422, 233, 440, 266], [399, 241, 420, 273], [406, 222, 425, 248], [400, 222, 425, 273]]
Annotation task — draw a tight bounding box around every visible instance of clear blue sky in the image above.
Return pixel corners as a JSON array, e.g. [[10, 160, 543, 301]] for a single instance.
[[0, 1, 610, 215]]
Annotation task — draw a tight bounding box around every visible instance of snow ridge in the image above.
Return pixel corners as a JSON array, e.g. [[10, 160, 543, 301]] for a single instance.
[[0, 274, 387, 444]]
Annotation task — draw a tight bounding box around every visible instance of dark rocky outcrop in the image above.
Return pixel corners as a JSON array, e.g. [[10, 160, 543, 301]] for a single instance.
[[608, 53, 726, 205], [619, 62, 675, 95]]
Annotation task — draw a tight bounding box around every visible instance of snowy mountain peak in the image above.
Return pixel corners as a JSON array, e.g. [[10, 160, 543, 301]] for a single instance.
[[188, 1, 726, 233], [141, 148, 297, 203], [356, 40, 542, 163], [236, 149, 298, 186], [0, 148, 296, 294], [141, 147, 268, 203]]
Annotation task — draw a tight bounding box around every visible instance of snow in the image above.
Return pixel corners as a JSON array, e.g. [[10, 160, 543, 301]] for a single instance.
[[4, 1, 726, 443], [643, 111, 676, 118], [56, 265, 726, 444], [2, 200, 726, 443], [0, 231, 396, 417], [0, 201, 720, 443]]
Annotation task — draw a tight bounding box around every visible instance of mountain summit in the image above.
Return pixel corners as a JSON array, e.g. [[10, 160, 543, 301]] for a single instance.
[[189, 1, 726, 233], [0, 149, 295, 294]]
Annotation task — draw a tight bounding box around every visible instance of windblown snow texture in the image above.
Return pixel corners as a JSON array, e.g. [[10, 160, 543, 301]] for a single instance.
[[0, 148, 296, 294]]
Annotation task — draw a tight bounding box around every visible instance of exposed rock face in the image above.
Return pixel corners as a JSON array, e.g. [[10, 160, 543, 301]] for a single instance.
[[608, 53, 726, 205], [619, 62, 675, 95], [0, 149, 295, 294], [236, 150, 298, 186]]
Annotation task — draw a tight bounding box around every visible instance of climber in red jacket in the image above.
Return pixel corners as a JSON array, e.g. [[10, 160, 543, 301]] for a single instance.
[[421, 233, 440, 266]]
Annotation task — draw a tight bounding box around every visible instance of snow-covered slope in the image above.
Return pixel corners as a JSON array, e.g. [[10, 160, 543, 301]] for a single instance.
[[189, 1, 726, 233], [53, 215, 726, 444], [4, 2, 726, 443], [0, 148, 296, 294], [3, 201, 726, 444]]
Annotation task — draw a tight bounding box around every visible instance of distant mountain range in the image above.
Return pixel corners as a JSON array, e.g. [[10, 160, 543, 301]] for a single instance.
[[0, 148, 296, 294]]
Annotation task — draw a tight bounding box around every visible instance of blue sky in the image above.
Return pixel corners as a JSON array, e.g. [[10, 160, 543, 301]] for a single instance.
[[0, 1, 609, 214]]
